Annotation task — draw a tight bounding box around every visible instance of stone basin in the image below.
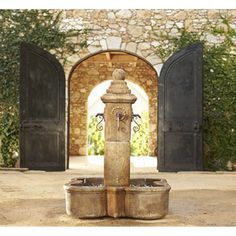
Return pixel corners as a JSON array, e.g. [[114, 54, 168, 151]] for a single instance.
[[64, 177, 171, 219], [125, 179, 171, 219], [64, 178, 106, 218]]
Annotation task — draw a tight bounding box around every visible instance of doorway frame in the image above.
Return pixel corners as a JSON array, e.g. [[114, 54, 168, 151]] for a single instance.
[[67, 49, 159, 168]]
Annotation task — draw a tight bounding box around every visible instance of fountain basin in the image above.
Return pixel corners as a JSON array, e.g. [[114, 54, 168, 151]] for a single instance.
[[64, 178, 107, 218], [64, 178, 170, 219], [125, 179, 171, 219]]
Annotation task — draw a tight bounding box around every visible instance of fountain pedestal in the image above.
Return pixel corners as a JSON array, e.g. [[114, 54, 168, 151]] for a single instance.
[[64, 69, 171, 219], [101, 69, 136, 217], [102, 69, 136, 187]]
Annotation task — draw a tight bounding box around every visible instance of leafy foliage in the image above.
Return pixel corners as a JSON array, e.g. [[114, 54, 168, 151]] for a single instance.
[[131, 111, 149, 156], [154, 16, 236, 170], [0, 107, 19, 167], [0, 10, 88, 167], [88, 116, 105, 155]]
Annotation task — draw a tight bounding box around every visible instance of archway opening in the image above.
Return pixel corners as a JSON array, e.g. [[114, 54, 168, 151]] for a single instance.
[[68, 50, 158, 169], [87, 80, 149, 157]]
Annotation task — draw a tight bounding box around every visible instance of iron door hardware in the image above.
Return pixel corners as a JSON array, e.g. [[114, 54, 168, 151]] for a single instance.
[[193, 121, 201, 132]]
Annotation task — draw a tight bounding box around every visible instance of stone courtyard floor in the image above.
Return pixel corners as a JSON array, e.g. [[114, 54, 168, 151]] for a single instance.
[[0, 156, 236, 226]]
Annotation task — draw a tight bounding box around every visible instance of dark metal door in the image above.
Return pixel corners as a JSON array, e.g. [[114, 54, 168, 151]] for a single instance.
[[20, 43, 65, 171], [158, 43, 203, 172]]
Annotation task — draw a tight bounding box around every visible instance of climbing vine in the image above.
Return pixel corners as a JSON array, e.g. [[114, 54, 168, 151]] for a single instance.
[[0, 10, 88, 167], [154, 15, 236, 170]]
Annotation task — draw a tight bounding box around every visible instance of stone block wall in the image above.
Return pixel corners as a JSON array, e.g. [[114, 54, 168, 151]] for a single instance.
[[60, 9, 236, 76], [56, 9, 236, 157]]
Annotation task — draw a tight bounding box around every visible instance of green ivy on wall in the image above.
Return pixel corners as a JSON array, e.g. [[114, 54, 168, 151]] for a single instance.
[[0, 10, 88, 167], [154, 16, 236, 170]]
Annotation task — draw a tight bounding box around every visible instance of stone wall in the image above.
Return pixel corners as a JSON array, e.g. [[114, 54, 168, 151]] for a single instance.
[[61, 9, 236, 76], [58, 9, 236, 157]]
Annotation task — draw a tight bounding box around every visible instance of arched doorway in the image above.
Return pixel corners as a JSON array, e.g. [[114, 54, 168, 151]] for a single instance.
[[68, 50, 158, 165], [19, 42, 203, 171], [87, 80, 149, 157]]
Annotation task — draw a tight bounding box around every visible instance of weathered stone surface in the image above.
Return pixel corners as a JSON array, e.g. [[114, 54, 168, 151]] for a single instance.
[[146, 79, 153, 86], [207, 10, 219, 18], [106, 36, 122, 49], [104, 141, 130, 186], [116, 9, 132, 19], [154, 14, 163, 19], [176, 22, 184, 28], [166, 20, 174, 28], [100, 39, 107, 50], [64, 178, 107, 218], [90, 10, 107, 19], [125, 42, 137, 52], [150, 19, 156, 26], [107, 187, 125, 217], [150, 123, 156, 132], [184, 19, 192, 30], [121, 42, 126, 50], [146, 54, 162, 65], [127, 25, 143, 37], [88, 68, 100, 75], [125, 182, 171, 219], [80, 88, 86, 93], [108, 12, 116, 19], [67, 54, 79, 64], [174, 11, 187, 20], [231, 10, 236, 18], [73, 10, 86, 18], [102, 70, 134, 187], [171, 28, 178, 34], [128, 19, 136, 25], [144, 25, 152, 30], [206, 34, 219, 44], [112, 68, 126, 80], [87, 45, 101, 53], [151, 41, 160, 47], [136, 10, 152, 18], [138, 42, 151, 51]]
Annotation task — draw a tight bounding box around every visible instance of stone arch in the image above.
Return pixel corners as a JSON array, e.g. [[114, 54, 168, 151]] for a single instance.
[[68, 47, 160, 79], [68, 49, 158, 157]]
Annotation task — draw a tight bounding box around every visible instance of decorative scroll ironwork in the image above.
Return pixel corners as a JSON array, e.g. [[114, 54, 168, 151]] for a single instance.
[[95, 113, 104, 131], [131, 114, 141, 133]]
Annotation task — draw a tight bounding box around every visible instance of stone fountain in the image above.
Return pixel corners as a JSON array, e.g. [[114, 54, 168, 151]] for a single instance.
[[64, 69, 171, 219]]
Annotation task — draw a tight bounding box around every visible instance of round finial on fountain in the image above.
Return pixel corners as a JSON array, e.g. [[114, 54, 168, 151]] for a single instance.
[[112, 69, 126, 80]]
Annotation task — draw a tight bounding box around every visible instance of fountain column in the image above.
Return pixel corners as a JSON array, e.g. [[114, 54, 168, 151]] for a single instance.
[[101, 69, 136, 217], [101, 69, 137, 187]]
